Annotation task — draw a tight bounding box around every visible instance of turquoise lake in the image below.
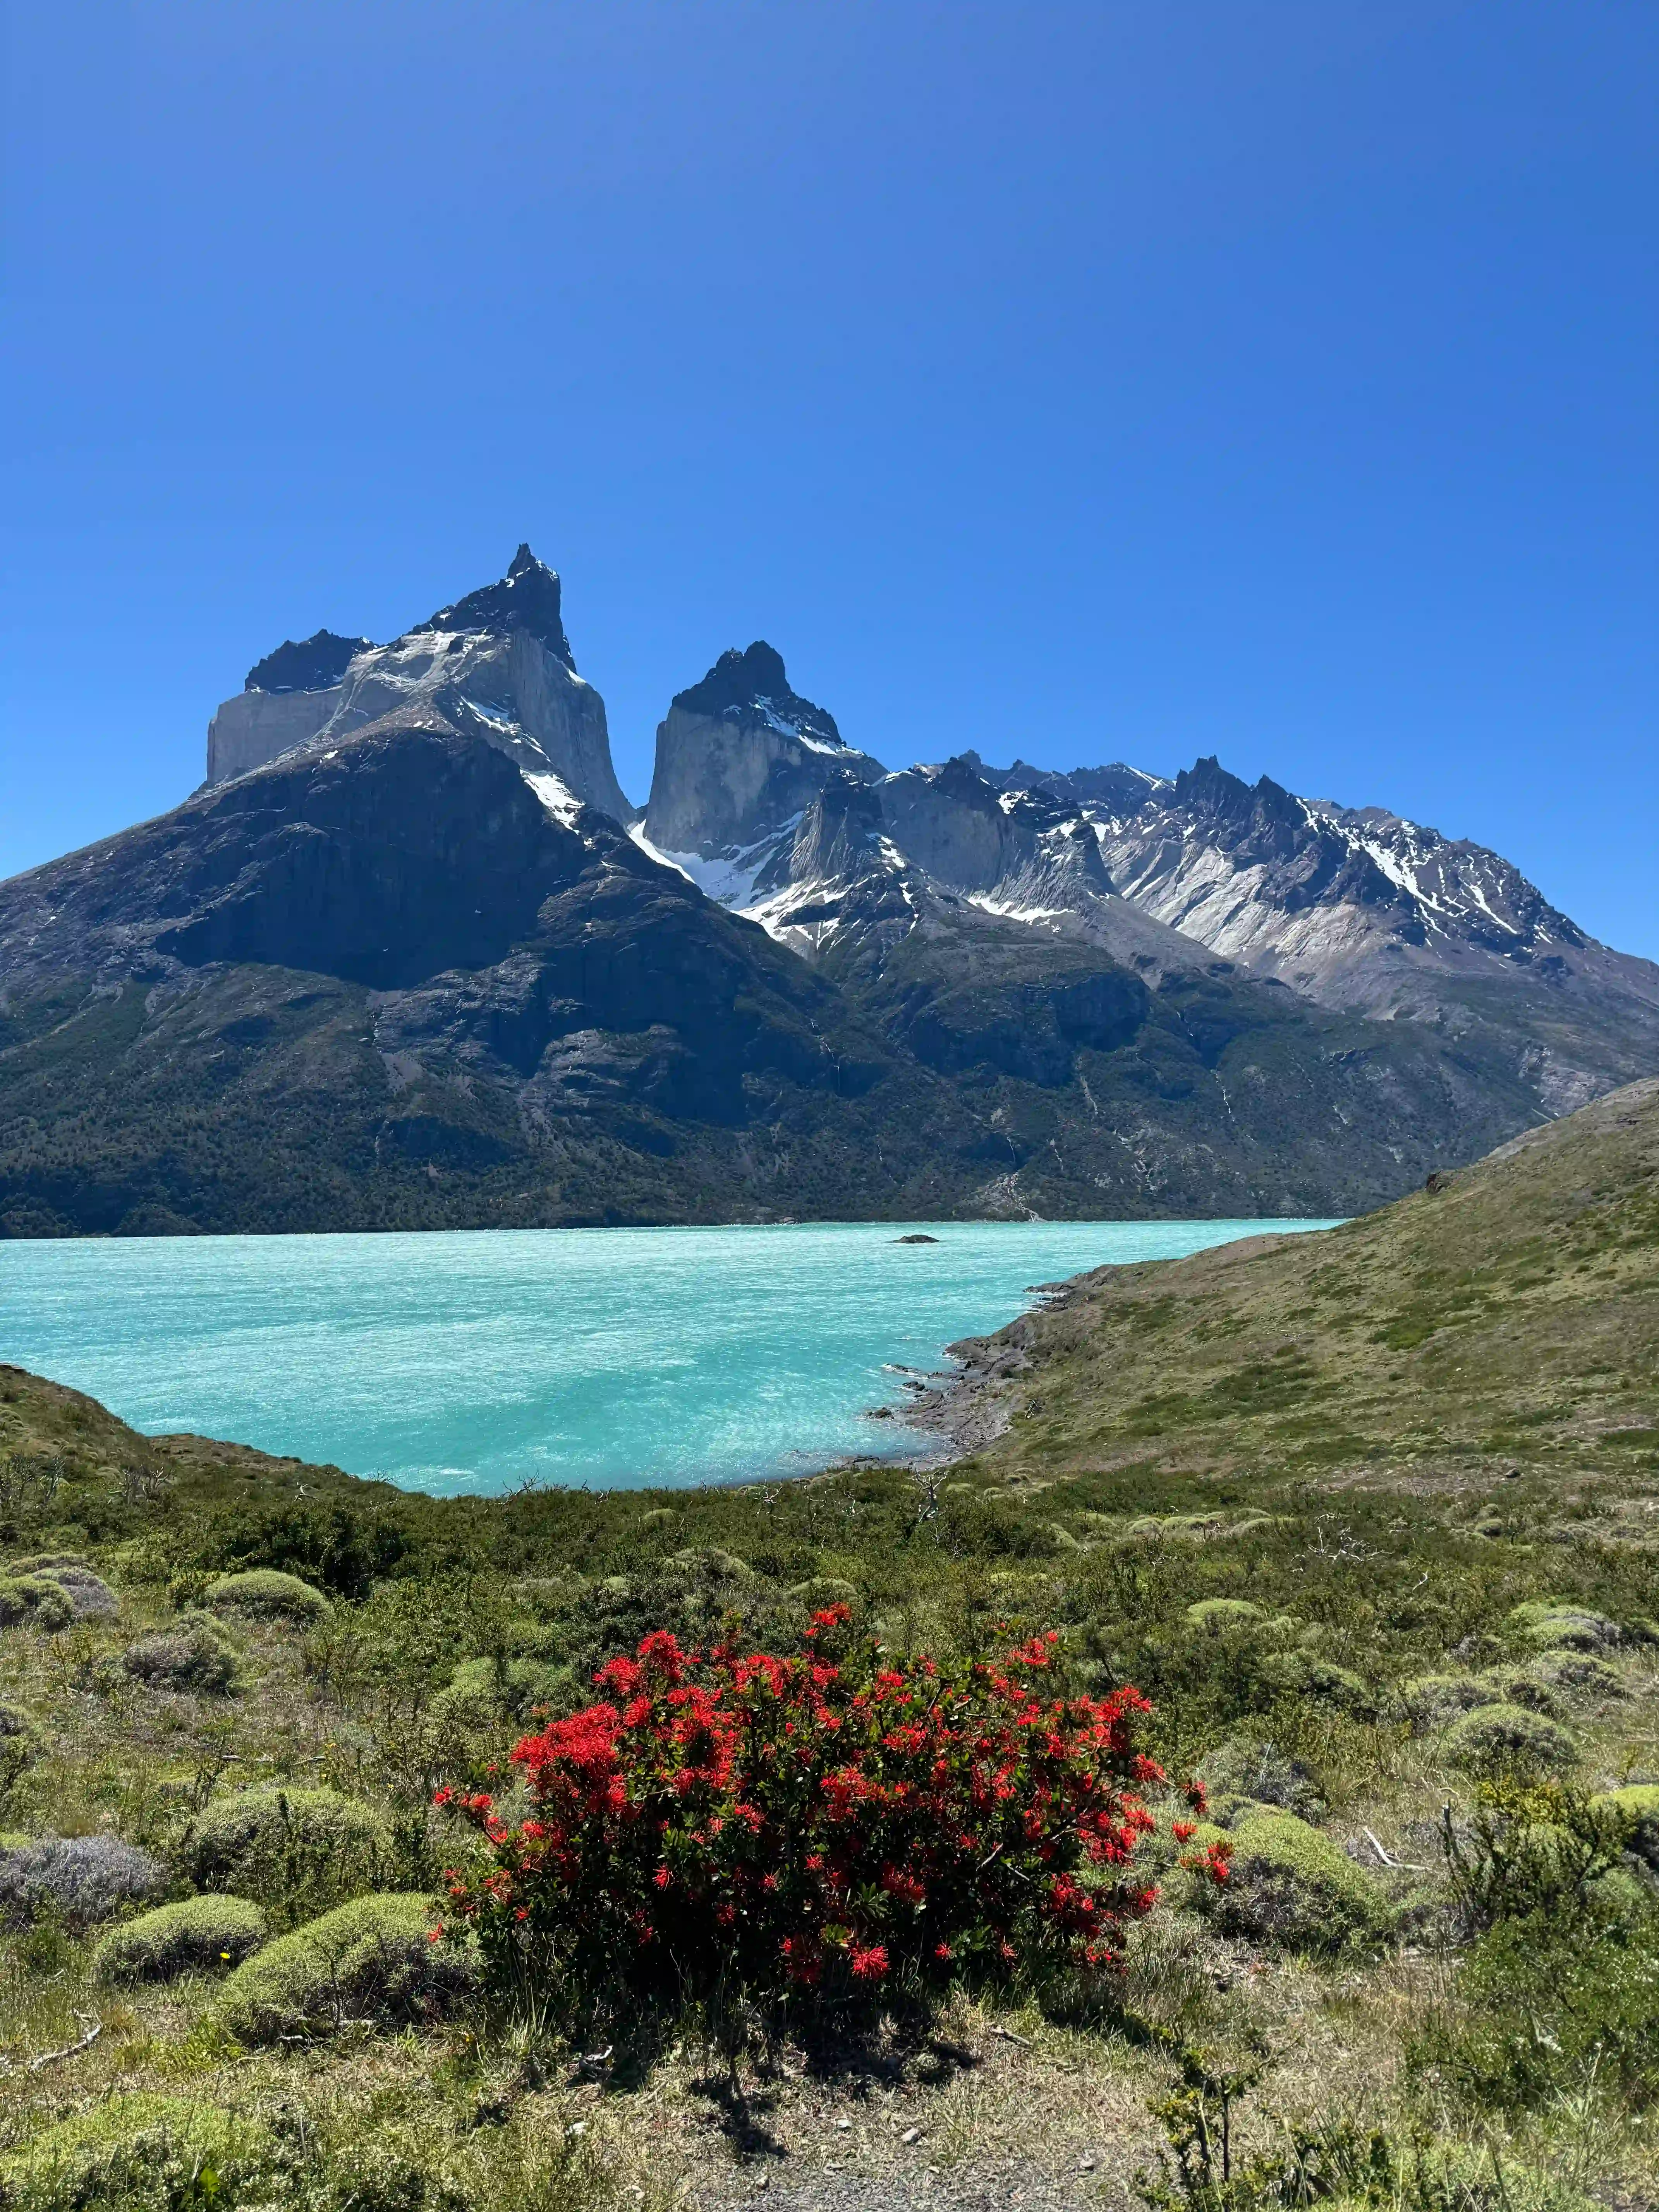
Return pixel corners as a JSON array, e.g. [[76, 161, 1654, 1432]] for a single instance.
[[0, 1219, 1338, 1494]]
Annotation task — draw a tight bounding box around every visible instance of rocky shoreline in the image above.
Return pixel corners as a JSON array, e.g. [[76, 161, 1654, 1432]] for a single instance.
[[886, 1274, 1085, 1461]]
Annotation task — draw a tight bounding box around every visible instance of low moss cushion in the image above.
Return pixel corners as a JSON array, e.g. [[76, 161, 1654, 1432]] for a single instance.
[[202, 1570, 331, 1624], [0, 1578, 74, 1633], [1593, 1784, 1659, 1870], [120, 1612, 242, 1696], [1506, 1601, 1621, 1654], [185, 1785, 392, 1911], [0, 2094, 271, 2212], [216, 1891, 477, 2042], [1201, 1807, 1393, 1952], [93, 1894, 268, 1985], [1441, 1701, 1577, 1774]]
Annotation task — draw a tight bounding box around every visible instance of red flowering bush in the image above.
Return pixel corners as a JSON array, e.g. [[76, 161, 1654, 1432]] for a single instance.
[[440, 1608, 1165, 2018]]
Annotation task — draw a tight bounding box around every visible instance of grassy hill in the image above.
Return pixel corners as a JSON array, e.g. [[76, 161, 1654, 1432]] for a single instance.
[[948, 1073, 1659, 1501]]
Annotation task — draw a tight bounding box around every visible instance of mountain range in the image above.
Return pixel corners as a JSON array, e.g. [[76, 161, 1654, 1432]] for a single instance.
[[3, 546, 1656, 1238]]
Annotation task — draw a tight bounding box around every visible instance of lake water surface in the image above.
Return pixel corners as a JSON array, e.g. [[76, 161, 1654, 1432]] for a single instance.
[[0, 1219, 1338, 1494]]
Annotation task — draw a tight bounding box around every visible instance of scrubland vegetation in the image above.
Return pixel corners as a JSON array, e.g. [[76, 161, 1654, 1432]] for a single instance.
[[0, 1079, 1656, 2209]]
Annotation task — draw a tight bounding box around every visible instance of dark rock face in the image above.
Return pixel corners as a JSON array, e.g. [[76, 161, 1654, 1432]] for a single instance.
[[0, 721, 973, 1233], [153, 730, 596, 990], [672, 642, 842, 745], [424, 544, 576, 668], [246, 631, 373, 694]]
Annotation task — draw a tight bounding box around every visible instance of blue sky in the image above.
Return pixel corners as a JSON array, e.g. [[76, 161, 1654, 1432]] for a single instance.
[[3, 2, 1655, 954]]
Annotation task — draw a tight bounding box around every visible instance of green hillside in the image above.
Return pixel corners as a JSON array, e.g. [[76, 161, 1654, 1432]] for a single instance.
[[955, 1072, 1659, 1499]]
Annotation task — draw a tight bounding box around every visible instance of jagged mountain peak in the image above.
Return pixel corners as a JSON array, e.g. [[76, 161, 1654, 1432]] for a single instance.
[[206, 546, 629, 823], [1171, 754, 1304, 831], [672, 642, 843, 747], [420, 544, 574, 669]]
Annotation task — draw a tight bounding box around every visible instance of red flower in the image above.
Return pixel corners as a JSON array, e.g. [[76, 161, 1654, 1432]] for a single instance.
[[443, 1620, 1160, 2015]]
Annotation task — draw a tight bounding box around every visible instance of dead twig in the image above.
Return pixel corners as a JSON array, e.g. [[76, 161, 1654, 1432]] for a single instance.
[[2, 2013, 105, 2074], [1363, 1827, 1429, 1872]]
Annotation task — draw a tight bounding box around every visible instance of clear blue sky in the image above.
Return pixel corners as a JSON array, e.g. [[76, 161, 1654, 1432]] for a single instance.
[[3, 3, 1655, 954]]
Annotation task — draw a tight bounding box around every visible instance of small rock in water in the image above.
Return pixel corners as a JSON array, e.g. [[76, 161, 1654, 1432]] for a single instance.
[[894, 1233, 940, 1244]]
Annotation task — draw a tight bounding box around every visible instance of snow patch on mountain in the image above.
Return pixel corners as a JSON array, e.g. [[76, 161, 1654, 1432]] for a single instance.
[[522, 769, 584, 829], [627, 820, 794, 909]]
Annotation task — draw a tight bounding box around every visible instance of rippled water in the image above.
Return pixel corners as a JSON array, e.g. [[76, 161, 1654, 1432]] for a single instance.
[[0, 1218, 1337, 1494]]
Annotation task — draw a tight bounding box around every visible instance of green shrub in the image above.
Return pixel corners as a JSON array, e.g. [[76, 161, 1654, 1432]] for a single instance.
[[1184, 1599, 1265, 1633], [1412, 1911, 1659, 2115], [184, 1785, 392, 1922], [1260, 1651, 1375, 1716], [216, 1891, 477, 2042], [1506, 1601, 1621, 1654], [9, 1558, 118, 1622], [203, 1568, 330, 1624], [1406, 2147, 1599, 2212], [507, 1573, 585, 1618], [120, 1611, 242, 1695], [1197, 1808, 1393, 1952], [1532, 1650, 1623, 1700], [93, 1894, 268, 1985], [1397, 1673, 1498, 1732], [1593, 1783, 1659, 1870], [1441, 1702, 1577, 1776], [1196, 1736, 1326, 1821], [429, 1654, 567, 1734], [788, 1576, 861, 1612], [663, 1546, 753, 1583], [0, 1703, 43, 1796], [1442, 1779, 1642, 1930], [1140, 2098, 1597, 2212], [1475, 1667, 1561, 1716], [0, 2095, 273, 2212], [0, 1578, 74, 1633], [427, 1656, 500, 1737]]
